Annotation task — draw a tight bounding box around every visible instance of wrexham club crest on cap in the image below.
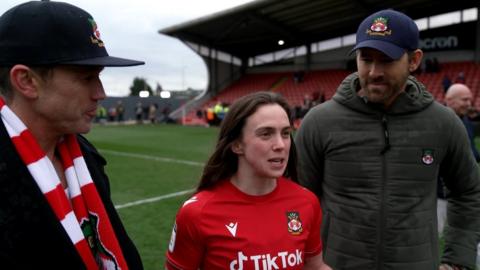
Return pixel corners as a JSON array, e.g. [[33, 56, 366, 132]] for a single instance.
[[286, 211, 303, 235], [422, 149, 434, 165], [367, 16, 392, 36], [89, 18, 104, 47]]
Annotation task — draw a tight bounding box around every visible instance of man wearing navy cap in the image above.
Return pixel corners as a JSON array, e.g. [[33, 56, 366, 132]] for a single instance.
[[0, 1, 143, 269], [296, 9, 480, 270]]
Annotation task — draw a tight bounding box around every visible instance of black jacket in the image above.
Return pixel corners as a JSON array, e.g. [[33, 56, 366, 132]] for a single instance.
[[0, 122, 143, 269]]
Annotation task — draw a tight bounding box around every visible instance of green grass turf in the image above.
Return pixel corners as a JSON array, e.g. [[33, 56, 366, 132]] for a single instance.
[[85, 124, 218, 269]]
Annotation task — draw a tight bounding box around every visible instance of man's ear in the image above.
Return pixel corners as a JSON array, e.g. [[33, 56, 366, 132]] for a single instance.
[[9, 65, 40, 99], [409, 49, 423, 73], [231, 141, 244, 155]]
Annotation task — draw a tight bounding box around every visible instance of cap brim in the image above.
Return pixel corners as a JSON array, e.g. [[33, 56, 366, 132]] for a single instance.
[[351, 40, 405, 60], [61, 56, 144, 67]]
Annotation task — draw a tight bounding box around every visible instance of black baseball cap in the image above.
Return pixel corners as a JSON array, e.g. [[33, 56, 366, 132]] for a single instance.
[[0, 1, 144, 67], [351, 9, 419, 60]]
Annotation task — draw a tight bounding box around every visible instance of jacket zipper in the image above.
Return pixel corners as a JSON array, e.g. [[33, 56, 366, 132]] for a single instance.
[[378, 114, 389, 269], [380, 114, 390, 154]]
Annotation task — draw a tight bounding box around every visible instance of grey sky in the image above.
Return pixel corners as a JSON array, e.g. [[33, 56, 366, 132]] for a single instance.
[[0, 0, 254, 96]]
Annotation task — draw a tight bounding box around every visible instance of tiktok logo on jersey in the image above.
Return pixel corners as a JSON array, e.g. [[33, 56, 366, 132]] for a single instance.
[[229, 249, 302, 270]]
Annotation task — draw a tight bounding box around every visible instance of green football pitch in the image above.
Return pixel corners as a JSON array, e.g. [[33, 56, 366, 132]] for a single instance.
[[86, 124, 218, 269]]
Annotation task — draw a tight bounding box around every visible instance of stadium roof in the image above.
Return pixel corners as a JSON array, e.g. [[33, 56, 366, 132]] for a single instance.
[[159, 0, 479, 59]]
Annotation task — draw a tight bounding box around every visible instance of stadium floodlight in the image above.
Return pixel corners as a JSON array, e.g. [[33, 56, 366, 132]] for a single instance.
[[160, 90, 171, 99], [278, 40, 285, 46], [139, 90, 150, 98]]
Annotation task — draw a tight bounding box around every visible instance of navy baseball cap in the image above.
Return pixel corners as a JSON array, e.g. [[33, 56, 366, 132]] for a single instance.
[[0, 1, 144, 67], [351, 9, 419, 60]]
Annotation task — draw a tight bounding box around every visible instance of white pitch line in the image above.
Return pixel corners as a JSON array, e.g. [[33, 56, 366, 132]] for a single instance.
[[99, 149, 204, 167], [115, 189, 195, 210], [99, 149, 200, 209]]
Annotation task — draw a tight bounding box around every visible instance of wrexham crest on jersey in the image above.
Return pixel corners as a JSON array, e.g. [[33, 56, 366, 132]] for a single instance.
[[286, 211, 303, 235], [422, 149, 434, 165]]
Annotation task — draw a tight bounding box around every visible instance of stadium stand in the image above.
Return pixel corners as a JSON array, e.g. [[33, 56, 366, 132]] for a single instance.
[[180, 61, 480, 126], [417, 61, 480, 103], [159, 0, 479, 126]]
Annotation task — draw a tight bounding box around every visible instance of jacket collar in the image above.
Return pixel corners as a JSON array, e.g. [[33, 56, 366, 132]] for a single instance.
[[333, 72, 434, 115]]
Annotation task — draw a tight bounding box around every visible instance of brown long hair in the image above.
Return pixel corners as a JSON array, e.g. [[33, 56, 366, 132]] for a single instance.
[[197, 91, 297, 191]]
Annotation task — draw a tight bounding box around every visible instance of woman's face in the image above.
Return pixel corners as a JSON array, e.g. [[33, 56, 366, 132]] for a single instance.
[[234, 103, 292, 181]]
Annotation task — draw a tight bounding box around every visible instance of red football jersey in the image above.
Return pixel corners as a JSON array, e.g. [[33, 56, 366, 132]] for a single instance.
[[166, 177, 322, 270]]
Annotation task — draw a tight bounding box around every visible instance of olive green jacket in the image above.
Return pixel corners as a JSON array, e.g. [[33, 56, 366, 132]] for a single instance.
[[295, 73, 480, 270]]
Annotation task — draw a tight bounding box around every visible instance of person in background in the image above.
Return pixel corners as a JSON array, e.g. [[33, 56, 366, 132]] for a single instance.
[[300, 93, 314, 118], [108, 105, 117, 122], [205, 105, 215, 126], [455, 71, 466, 84], [437, 84, 478, 230], [116, 100, 125, 122], [161, 103, 172, 123], [148, 103, 158, 123], [442, 83, 480, 269], [0, 1, 144, 269], [445, 83, 480, 162], [213, 100, 226, 125], [312, 91, 326, 107], [135, 101, 143, 124], [96, 104, 107, 124], [467, 107, 480, 122], [442, 74, 452, 94], [295, 9, 480, 270], [166, 91, 329, 270]]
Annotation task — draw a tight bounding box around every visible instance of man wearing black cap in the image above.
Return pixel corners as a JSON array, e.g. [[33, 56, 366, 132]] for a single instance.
[[295, 9, 480, 270], [0, 1, 143, 269]]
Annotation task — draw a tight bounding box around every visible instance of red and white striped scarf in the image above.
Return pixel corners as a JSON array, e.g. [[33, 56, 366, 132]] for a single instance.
[[0, 97, 128, 270]]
